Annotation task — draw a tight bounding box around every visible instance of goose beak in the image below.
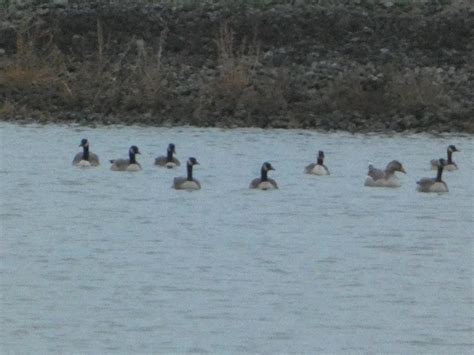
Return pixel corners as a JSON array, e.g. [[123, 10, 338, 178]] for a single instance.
[[400, 167, 406, 174]]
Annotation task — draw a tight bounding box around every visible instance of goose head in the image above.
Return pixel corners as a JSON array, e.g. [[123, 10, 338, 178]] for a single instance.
[[129, 145, 140, 155], [386, 160, 406, 174], [448, 145, 459, 153], [168, 143, 176, 155], [187, 157, 199, 166], [262, 162, 275, 172]]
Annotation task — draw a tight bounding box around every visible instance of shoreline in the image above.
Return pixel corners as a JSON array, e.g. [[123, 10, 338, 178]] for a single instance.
[[3, 119, 471, 138]]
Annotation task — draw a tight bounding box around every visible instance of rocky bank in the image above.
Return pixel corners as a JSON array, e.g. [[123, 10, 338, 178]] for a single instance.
[[0, 1, 473, 132]]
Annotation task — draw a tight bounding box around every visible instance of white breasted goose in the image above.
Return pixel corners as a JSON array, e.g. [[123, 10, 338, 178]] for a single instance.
[[110, 145, 142, 171], [304, 150, 329, 175], [155, 143, 180, 169], [249, 162, 278, 190], [431, 145, 459, 171], [172, 157, 201, 190], [72, 138, 100, 167], [418, 158, 449, 193]]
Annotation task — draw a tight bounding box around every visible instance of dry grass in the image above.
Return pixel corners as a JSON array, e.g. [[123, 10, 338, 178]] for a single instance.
[[0, 23, 66, 89], [323, 65, 454, 115], [1, 5, 467, 129], [196, 21, 289, 125], [0, 16, 172, 116], [63, 19, 171, 115], [386, 67, 453, 111], [0, 99, 16, 115], [215, 22, 258, 98], [323, 69, 386, 115]]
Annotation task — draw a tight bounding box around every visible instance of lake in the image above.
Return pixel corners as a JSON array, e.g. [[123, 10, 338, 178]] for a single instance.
[[1, 122, 473, 353]]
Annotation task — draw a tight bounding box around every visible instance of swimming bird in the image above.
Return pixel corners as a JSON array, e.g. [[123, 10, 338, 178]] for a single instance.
[[110, 146, 142, 171], [364, 160, 406, 187], [72, 138, 100, 167], [172, 157, 200, 190], [431, 145, 459, 171], [304, 150, 330, 175], [249, 162, 278, 190], [417, 158, 448, 193], [155, 143, 180, 168]]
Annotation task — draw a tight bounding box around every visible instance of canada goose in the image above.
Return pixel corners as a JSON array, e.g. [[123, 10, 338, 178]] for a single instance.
[[417, 158, 448, 193], [304, 150, 329, 175], [364, 160, 406, 187], [172, 157, 200, 190], [249, 162, 278, 190], [110, 146, 141, 171], [431, 145, 459, 171], [155, 143, 180, 168], [72, 138, 100, 167]]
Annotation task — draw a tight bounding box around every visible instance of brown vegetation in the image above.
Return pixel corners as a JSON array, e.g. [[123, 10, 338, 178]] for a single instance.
[[0, 1, 472, 132]]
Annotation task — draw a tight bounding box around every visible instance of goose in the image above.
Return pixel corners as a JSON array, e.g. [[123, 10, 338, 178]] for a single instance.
[[249, 162, 278, 190], [72, 138, 100, 167], [304, 150, 329, 175], [110, 146, 141, 171], [155, 143, 180, 168], [172, 157, 200, 190], [364, 160, 406, 187], [417, 158, 448, 193], [431, 145, 459, 171]]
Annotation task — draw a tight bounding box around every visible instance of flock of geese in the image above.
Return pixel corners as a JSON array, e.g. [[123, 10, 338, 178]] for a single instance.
[[73, 138, 460, 193]]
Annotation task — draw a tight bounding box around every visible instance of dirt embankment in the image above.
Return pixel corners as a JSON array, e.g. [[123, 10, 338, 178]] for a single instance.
[[0, 1, 473, 132]]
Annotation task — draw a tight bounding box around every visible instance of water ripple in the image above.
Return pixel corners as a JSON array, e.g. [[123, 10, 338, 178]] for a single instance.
[[1, 123, 473, 354]]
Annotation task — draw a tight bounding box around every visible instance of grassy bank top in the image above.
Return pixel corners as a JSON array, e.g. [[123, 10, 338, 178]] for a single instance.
[[2, 0, 473, 11]]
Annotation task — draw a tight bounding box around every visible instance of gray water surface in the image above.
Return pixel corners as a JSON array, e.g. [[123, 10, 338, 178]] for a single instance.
[[1, 123, 473, 353]]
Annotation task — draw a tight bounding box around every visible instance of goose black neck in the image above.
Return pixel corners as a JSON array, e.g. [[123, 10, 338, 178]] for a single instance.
[[436, 165, 444, 182], [261, 168, 268, 181], [317, 157, 324, 165], [187, 163, 193, 181], [167, 149, 173, 163], [82, 145, 90, 161], [129, 151, 137, 164], [447, 150, 453, 164]]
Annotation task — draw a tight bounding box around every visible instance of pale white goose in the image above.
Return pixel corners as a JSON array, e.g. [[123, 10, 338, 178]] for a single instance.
[[364, 160, 406, 188]]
